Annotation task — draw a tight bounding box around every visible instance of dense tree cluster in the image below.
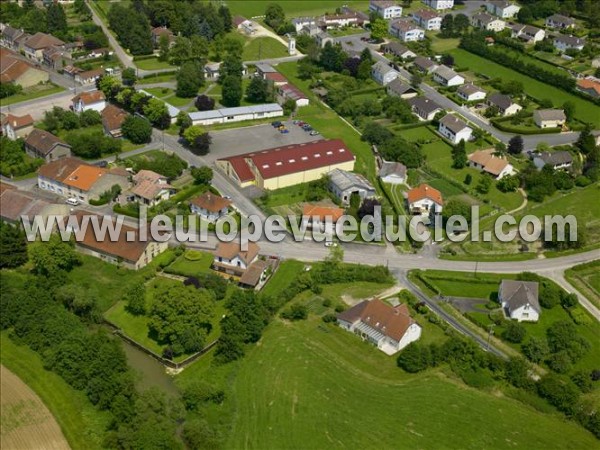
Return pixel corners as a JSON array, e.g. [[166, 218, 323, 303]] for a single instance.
[[124, 151, 187, 180], [108, 3, 153, 55], [0, 137, 44, 177]]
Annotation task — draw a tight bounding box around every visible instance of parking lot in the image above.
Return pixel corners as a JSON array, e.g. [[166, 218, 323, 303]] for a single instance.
[[203, 120, 323, 164]]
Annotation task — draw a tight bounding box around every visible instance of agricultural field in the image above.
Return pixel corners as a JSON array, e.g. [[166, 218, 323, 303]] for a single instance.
[[225, 309, 598, 449], [227, 1, 370, 18], [449, 49, 600, 127], [1, 365, 69, 450], [565, 261, 600, 308]]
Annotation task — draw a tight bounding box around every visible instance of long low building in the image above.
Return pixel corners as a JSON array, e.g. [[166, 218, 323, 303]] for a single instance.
[[216, 139, 355, 190], [189, 104, 283, 126]]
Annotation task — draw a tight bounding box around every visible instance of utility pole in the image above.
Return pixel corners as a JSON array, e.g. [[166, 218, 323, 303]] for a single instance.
[[486, 323, 495, 351]]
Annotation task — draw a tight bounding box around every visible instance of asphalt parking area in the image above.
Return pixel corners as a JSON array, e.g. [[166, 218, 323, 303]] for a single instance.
[[204, 120, 323, 164]]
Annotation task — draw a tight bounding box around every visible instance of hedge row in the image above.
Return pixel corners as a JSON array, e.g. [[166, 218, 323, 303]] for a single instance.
[[490, 118, 561, 135]]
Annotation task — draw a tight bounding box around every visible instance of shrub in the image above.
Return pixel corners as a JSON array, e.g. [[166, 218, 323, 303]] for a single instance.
[[322, 313, 337, 323], [334, 304, 346, 313], [182, 381, 225, 411], [322, 299, 332, 308], [502, 321, 527, 343], [184, 250, 205, 261], [569, 307, 592, 325], [397, 342, 431, 373], [280, 304, 308, 321], [546, 350, 573, 374]]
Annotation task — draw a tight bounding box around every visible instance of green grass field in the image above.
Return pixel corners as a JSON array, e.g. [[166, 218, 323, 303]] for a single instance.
[[1, 84, 64, 106], [164, 250, 214, 278], [1, 332, 109, 450], [134, 57, 174, 71], [261, 260, 306, 297], [227, 1, 369, 18], [565, 260, 600, 308], [449, 49, 600, 127], [243, 37, 288, 61], [225, 316, 598, 449]]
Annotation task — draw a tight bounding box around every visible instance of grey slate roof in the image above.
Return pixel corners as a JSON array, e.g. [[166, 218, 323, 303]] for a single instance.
[[379, 161, 407, 178], [534, 151, 573, 166], [488, 93, 514, 110], [458, 83, 485, 96], [372, 60, 396, 76], [547, 14, 575, 26], [500, 280, 540, 314], [554, 34, 585, 47], [329, 169, 375, 193], [407, 96, 442, 115], [439, 114, 469, 134], [382, 41, 413, 56], [433, 65, 460, 81], [533, 109, 566, 122], [386, 78, 416, 96], [413, 56, 437, 71]]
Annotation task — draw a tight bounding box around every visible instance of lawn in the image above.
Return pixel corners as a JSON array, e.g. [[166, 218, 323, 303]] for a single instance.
[[242, 37, 288, 61], [225, 314, 598, 449], [141, 87, 193, 108], [565, 261, 600, 308], [164, 250, 214, 278], [0, 332, 110, 450], [1, 84, 64, 106], [261, 259, 306, 297], [449, 48, 600, 127], [137, 74, 177, 85], [227, 1, 369, 18], [134, 57, 174, 71]]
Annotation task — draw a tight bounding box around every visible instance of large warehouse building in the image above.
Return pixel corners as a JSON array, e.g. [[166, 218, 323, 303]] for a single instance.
[[216, 139, 355, 190], [189, 104, 283, 126]]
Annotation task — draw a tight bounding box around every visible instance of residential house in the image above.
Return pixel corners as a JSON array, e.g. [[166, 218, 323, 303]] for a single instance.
[[533, 109, 566, 128], [319, 12, 366, 29], [302, 204, 345, 238], [371, 60, 399, 85], [438, 114, 472, 144], [299, 23, 321, 37], [130, 170, 173, 206], [470, 12, 505, 31], [329, 169, 376, 205], [432, 65, 465, 87], [37, 157, 129, 203], [204, 62, 221, 80], [217, 139, 355, 190], [43, 45, 66, 70], [407, 96, 443, 120], [22, 32, 64, 62], [24, 129, 71, 162], [337, 299, 422, 355], [315, 31, 335, 48], [553, 34, 585, 52], [386, 78, 418, 99], [279, 83, 310, 107], [413, 56, 438, 73], [71, 90, 106, 113], [189, 104, 283, 126], [412, 9, 442, 31], [545, 14, 576, 30], [468, 149, 515, 179], [407, 183, 443, 215], [389, 19, 425, 41], [487, 93, 522, 116], [1, 25, 25, 51], [74, 68, 105, 85], [189, 191, 232, 223], [576, 78, 600, 98], [457, 83, 487, 102], [292, 17, 315, 32], [591, 130, 600, 147], [151, 26, 175, 48], [255, 63, 278, 78], [381, 42, 416, 59], [510, 24, 545, 43], [499, 279, 540, 322], [0, 183, 60, 225], [0, 48, 49, 87], [369, 0, 403, 19], [67, 211, 168, 270], [1, 114, 34, 140], [422, 0, 454, 10], [212, 241, 260, 276], [532, 151, 573, 171], [379, 161, 407, 184], [486, 1, 520, 18], [102, 104, 128, 138]]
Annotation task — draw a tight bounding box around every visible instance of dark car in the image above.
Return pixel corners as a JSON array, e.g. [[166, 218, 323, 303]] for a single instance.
[[271, 121, 282, 127], [94, 160, 108, 168]]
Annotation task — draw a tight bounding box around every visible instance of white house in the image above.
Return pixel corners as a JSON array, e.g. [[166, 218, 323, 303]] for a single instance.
[[189, 104, 283, 126], [129, 170, 173, 206], [432, 65, 464, 87], [329, 169, 376, 205], [532, 151, 573, 171], [291, 17, 315, 32], [471, 12, 505, 31], [499, 279, 541, 322], [337, 299, 422, 355], [412, 9, 442, 31], [468, 149, 515, 179], [487, 93, 522, 116], [71, 90, 106, 113], [422, 0, 454, 10], [546, 14, 576, 30], [553, 34, 585, 52], [407, 183, 443, 216], [457, 84, 487, 102], [510, 24, 545, 43], [371, 61, 400, 85], [413, 56, 438, 73], [212, 241, 260, 275], [369, 0, 403, 19], [189, 191, 232, 223], [533, 109, 566, 128], [379, 161, 407, 184], [389, 19, 425, 41], [486, 1, 520, 18], [438, 114, 472, 144], [407, 96, 443, 121]]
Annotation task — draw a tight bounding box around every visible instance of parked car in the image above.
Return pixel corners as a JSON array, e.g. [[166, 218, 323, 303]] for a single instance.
[[324, 241, 338, 247], [309, 130, 320, 136], [280, 129, 289, 134], [94, 160, 108, 168], [296, 121, 305, 126], [271, 121, 282, 127], [66, 198, 80, 206], [293, 120, 301, 125], [303, 126, 313, 132], [278, 124, 286, 130]]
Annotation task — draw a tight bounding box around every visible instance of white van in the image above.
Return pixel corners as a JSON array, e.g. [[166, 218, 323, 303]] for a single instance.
[[66, 198, 80, 206]]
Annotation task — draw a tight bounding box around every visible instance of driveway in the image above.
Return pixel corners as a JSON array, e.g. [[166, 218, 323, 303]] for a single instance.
[[446, 296, 491, 314]]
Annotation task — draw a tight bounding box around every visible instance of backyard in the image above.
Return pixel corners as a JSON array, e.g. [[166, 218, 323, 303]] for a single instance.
[[242, 37, 288, 61]]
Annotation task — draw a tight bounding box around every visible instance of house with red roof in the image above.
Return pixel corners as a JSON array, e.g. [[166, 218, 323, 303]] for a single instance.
[[72, 90, 106, 113], [190, 191, 232, 222], [302, 203, 345, 237], [1, 114, 34, 140], [407, 183, 443, 216]]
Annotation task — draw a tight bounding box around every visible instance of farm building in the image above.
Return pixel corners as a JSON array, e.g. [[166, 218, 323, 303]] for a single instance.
[[189, 104, 283, 126]]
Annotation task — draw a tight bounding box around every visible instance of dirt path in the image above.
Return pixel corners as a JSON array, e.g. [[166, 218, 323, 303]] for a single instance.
[[506, 188, 528, 215], [1, 365, 70, 450]]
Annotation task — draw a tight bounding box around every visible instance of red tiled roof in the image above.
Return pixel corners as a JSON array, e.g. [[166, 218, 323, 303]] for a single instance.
[[577, 78, 600, 95], [102, 104, 128, 132], [72, 90, 105, 105], [62, 165, 107, 191], [407, 183, 443, 206], [2, 113, 33, 130], [302, 204, 345, 222], [25, 129, 70, 156], [265, 72, 287, 83], [25, 32, 64, 50], [190, 192, 232, 213], [38, 157, 84, 182]]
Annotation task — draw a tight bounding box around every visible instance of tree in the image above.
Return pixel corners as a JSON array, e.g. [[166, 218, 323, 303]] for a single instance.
[[280, 304, 308, 321], [370, 18, 388, 41], [451, 140, 467, 168], [357, 59, 372, 80], [80, 109, 102, 127], [46, 3, 68, 36], [547, 350, 573, 373], [218, 5, 232, 32], [537, 374, 581, 415], [502, 321, 527, 343], [158, 34, 170, 62], [504, 357, 532, 389], [380, 136, 424, 168], [561, 293, 578, 309], [540, 282, 562, 309], [194, 95, 215, 112], [176, 111, 192, 132], [319, 42, 346, 72], [362, 121, 393, 145], [29, 234, 80, 276], [522, 337, 549, 363], [494, 142, 507, 156], [219, 53, 244, 80], [245, 76, 270, 103], [121, 68, 137, 86], [442, 199, 472, 224], [221, 75, 242, 107], [183, 126, 212, 155], [98, 75, 122, 99], [397, 342, 431, 373], [149, 284, 215, 355], [497, 174, 520, 192], [176, 61, 204, 98], [441, 54, 455, 66], [282, 98, 296, 115], [440, 14, 454, 37], [122, 116, 152, 144], [265, 3, 285, 30], [576, 123, 596, 155], [562, 101, 575, 121], [453, 14, 470, 35], [125, 282, 146, 315], [508, 135, 524, 155], [0, 222, 28, 269], [143, 98, 170, 128], [476, 175, 491, 194], [411, 72, 422, 88], [518, 6, 534, 23], [191, 166, 213, 185]]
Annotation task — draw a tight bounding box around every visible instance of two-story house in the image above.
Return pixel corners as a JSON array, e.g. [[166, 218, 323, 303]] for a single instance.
[[438, 114, 472, 144], [422, 0, 454, 10], [71, 90, 106, 113], [129, 170, 173, 206], [389, 19, 425, 41], [24, 129, 71, 162], [371, 61, 400, 85], [545, 14, 576, 30], [369, 0, 403, 19], [432, 65, 465, 87], [486, 0, 520, 18], [1, 114, 34, 140], [510, 24, 545, 43], [212, 241, 260, 277], [411, 9, 442, 30], [471, 12, 506, 31], [22, 32, 64, 62], [190, 191, 232, 223]]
